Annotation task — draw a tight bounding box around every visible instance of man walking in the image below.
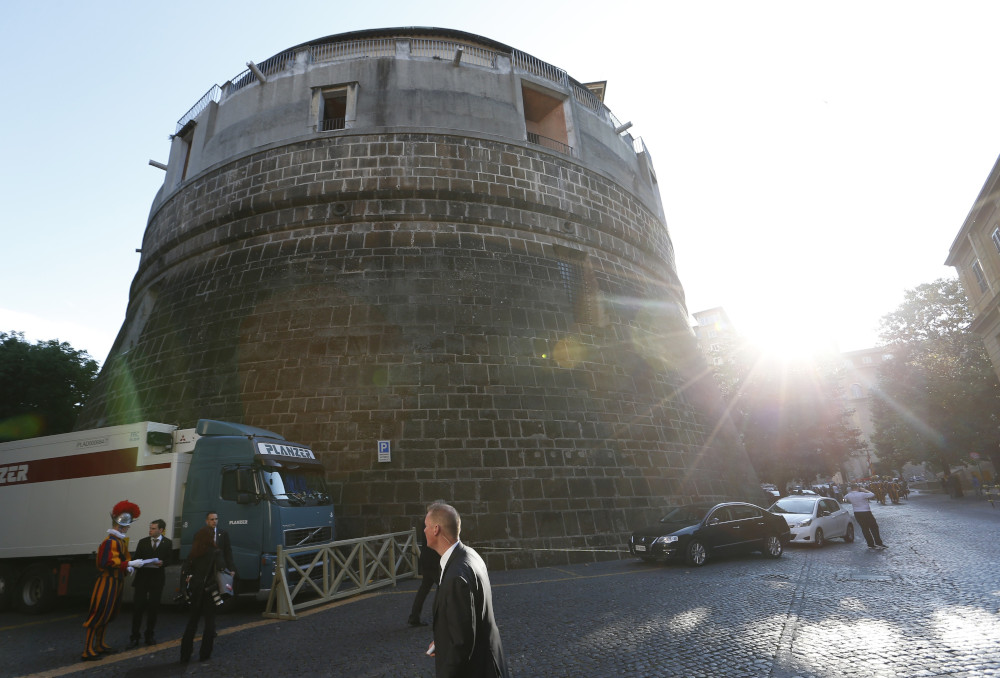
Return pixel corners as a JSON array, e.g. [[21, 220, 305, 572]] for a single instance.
[[407, 529, 440, 627], [424, 501, 509, 678], [129, 519, 171, 647], [843, 484, 886, 549]]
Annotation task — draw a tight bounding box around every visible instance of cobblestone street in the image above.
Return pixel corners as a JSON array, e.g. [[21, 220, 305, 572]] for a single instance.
[[7, 490, 1000, 677]]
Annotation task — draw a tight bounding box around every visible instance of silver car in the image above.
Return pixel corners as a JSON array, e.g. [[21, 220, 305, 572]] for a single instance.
[[768, 496, 854, 547]]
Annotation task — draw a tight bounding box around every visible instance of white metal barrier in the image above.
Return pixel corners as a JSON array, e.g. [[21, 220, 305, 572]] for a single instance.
[[264, 529, 419, 620]]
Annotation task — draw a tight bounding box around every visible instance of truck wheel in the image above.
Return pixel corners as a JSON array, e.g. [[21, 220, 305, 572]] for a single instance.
[[0, 564, 17, 612], [17, 564, 56, 614]]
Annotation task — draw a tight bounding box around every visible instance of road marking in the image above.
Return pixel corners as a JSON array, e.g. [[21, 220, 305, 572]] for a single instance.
[[18, 593, 379, 678], [0, 615, 76, 633], [494, 566, 649, 588]]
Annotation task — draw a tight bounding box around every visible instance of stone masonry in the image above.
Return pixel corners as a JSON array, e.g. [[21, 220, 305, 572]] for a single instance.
[[77, 29, 761, 569]]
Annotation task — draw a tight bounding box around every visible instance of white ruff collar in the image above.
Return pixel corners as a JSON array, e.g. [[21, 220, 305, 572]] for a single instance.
[[108, 528, 127, 539]]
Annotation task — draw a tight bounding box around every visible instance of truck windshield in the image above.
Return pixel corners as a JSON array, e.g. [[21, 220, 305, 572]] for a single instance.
[[260, 466, 332, 506]]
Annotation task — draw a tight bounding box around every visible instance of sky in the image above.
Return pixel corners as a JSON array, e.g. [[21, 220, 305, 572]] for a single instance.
[[2, 1, 995, 365]]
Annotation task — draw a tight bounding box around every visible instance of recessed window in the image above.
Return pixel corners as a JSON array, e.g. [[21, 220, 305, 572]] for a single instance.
[[521, 84, 572, 155], [862, 356, 873, 365], [993, 227, 1000, 255], [313, 83, 357, 132], [321, 91, 347, 131], [973, 260, 988, 293], [554, 247, 595, 324], [176, 122, 195, 181]]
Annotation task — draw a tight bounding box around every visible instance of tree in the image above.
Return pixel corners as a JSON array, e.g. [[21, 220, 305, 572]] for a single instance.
[[0, 332, 99, 441], [710, 338, 867, 492], [872, 278, 1000, 474]]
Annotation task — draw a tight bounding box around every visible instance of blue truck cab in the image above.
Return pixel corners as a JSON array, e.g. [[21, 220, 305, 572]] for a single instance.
[[178, 420, 335, 598]]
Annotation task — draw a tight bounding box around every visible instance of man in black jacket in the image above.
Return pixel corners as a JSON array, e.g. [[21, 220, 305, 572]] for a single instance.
[[204, 511, 235, 573], [129, 519, 171, 646], [425, 502, 509, 678]]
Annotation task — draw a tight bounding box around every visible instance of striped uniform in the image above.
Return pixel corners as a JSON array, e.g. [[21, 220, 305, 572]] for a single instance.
[[81, 532, 130, 659]]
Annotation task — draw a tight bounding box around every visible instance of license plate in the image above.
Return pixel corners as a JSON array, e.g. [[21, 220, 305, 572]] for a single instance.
[[635, 545, 647, 552]]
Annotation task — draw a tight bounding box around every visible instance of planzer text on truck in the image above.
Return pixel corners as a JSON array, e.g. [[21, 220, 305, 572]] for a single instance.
[[0, 419, 335, 613]]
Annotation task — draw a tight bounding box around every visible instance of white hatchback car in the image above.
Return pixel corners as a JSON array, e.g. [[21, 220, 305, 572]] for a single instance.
[[768, 496, 854, 547]]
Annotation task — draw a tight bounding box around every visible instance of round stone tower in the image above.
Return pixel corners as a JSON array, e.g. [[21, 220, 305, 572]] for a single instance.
[[78, 27, 760, 568]]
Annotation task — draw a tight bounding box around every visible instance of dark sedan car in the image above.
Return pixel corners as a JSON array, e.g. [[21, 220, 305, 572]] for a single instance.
[[628, 502, 791, 566]]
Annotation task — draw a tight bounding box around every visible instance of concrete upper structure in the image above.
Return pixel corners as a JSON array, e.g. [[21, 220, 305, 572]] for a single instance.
[[946, 151, 1000, 382], [155, 27, 662, 223]]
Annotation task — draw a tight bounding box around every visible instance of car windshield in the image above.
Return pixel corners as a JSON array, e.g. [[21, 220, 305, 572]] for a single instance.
[[769, 498, 817, 515], [260, 466, 332, 506], [659, 505, 712, 523]]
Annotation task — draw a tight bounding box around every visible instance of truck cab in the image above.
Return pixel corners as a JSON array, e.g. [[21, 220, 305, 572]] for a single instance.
[[179, 420, 334, 596]]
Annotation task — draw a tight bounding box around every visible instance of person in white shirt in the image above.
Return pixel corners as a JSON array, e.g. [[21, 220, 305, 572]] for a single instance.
[[843, 484, 886, 549]]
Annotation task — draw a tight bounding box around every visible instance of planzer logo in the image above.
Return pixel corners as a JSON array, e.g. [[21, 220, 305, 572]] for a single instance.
[[0, 463, 29, 486], [257, 443, 315, 460]]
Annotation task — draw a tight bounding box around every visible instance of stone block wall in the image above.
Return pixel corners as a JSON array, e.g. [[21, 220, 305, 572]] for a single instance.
[[79, 132, 759, 569]]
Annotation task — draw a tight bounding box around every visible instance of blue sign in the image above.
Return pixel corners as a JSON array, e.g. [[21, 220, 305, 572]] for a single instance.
[[378, 440, 391, 462]]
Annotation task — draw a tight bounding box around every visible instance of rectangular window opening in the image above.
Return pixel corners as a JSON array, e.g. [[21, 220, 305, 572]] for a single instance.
[[177, 123, 195, 181], [522, 84, 572, 155], [321, 90, 348, 131], [973, 260, 988, 294], [992, 227, 1000, 255], [555, 251, 594, 325]]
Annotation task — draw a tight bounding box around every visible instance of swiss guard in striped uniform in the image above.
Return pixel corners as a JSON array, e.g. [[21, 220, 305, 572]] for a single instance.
[[81, 500, 144, 661]]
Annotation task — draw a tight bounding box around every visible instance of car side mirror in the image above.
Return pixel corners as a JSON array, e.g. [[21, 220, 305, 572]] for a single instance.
[[818, 510, 830, 517], [709, 518, 721, 525]]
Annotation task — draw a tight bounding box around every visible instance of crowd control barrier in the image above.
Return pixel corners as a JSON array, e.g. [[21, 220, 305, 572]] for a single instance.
[[264, 529, 419, 620]]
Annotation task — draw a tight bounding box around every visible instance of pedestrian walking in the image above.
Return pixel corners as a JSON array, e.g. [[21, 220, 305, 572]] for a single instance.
[[843, 484, 886, 549], [180, 526, 227, 663], [424, 501, 510, 678], [407, 529, 440, 627]]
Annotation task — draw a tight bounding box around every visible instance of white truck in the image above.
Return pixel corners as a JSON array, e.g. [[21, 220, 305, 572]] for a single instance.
[[0, 419, 335, 613]]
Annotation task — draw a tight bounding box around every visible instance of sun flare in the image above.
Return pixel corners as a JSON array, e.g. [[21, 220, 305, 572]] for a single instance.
[[737, 319, 841, 364]]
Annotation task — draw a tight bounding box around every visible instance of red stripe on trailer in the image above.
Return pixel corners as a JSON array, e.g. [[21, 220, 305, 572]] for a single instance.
[[0, 448, 171, 487]]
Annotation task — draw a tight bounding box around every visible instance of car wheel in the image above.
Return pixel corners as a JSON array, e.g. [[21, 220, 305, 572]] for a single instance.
[[814, 528, 825, 548], [763, 535, 783, 558], [843, 523, 855, 543], [684, 540, 707, 567]]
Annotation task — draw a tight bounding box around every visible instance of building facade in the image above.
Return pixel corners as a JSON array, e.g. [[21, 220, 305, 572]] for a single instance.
[[838, 348, 888, 480], [692, 307, 737, 367], [946, 152, 1000, 382], [78, 28, 760, 568]]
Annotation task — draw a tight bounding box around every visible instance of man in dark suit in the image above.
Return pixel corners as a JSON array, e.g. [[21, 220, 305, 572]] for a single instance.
[[205, 511, 235, 573], [129, 519, 171, 647], [425, 502, 509, 678], [407, 529, 441, 627]]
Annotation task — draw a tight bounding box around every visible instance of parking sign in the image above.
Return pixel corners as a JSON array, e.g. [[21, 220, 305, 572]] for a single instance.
[[378, 440, 391, 462]]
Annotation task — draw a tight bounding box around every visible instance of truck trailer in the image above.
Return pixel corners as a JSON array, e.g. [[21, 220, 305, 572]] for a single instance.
[[0, 419, 335, 613]]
